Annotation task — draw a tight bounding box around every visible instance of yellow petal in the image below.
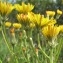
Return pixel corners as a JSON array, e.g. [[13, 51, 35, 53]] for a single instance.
[[5, 22, 11, 27], [13, 23, 22, 29], [57, 9, 62, 15]]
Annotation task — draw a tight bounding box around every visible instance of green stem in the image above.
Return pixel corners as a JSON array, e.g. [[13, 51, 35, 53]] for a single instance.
[[50, 48, 53, 63], [54, 36, 63, 63], [21, 30, 30, 63], [39, 46, 50, 59], [50, 39, 55, 63], [37, 33, 50, 59], [1, 19, 18, 63], [2, 27, 19, 63], [30, 38, 41, 63], [1, 29, 14, 55], [1, 20, 14, 55], [37, 33, 41, 47]]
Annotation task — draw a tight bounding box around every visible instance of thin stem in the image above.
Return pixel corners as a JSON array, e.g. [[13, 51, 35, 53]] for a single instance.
[[37, 33, 50, 59], [50, 48, 53, 63], [1, 19, 18, 63], [54, 36, 63, 63], [39, 46, 50, 59], [50, 39, 55, 63], [1, 29, 14, 55], [37, 33, 41, 47], [30, 38, 41, 63]]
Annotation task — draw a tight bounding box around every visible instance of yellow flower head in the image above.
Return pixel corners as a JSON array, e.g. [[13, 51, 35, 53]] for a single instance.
[[17, 14, 28, 22], [48, 19, 56, 25], [28, 12, 42, 25], [28, 12, 54, 27], [30, 23, 35, 28], [59, 25, 63, 32], [13, 23, 22, 29], [46, 11, 55, 16], [5, 22, 11, 27], [41, 15, 50, 26], [42, 24, 60, 39], [14, 4, 22, 12], [0, 2, 14, 15], [57, 9, 62, 15], [27, 12, 35, 22], [34, 14, 42, 25], [14, 2, 34, 13]]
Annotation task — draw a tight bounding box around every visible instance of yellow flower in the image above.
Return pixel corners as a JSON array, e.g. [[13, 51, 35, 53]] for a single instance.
[[59, 25, 63, 32], [28, 12, 42, 25], [48, 19, 56, 25], [30, 23, 35, 28], [14, 2, 34, 13], [27, 12, 35, 22], [34, 14, 42, 25], [5, 22, 11, 27], [46, 11, 55, 16], [14, 4, 22, 12], [41, 15, 50, 26], [22, 2, 34, 13], [0, 2, 14, 15], [28, 12, 55, 27], [57, 9, 62, 15], [17, 14, 28, 22], [42, 24, 60, 39], [13, 23, 22, 29]]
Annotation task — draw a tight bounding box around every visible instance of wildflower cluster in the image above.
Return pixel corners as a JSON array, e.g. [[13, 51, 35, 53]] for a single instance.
[[0, 1, 63, 63]]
